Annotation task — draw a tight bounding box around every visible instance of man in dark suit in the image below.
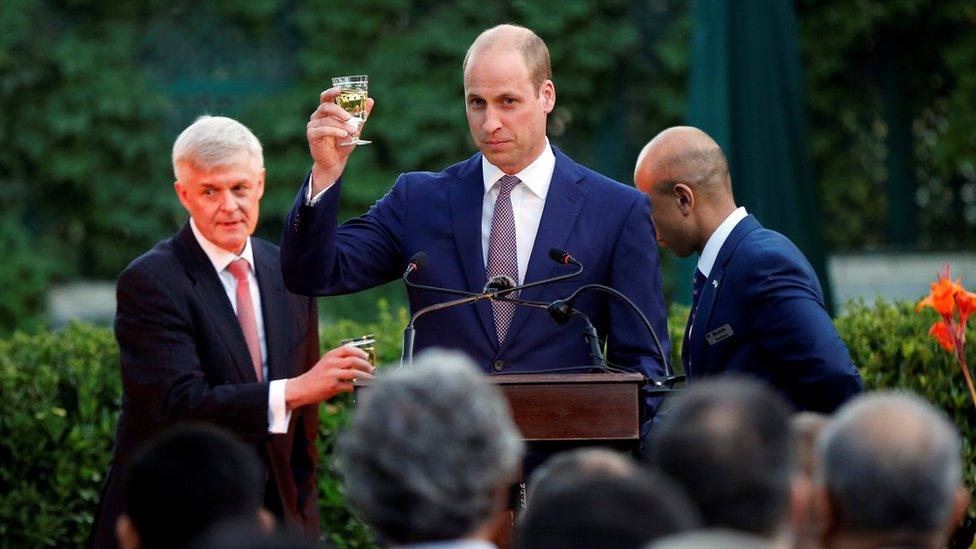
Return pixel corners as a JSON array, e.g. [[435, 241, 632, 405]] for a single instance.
[[281, 25, 669, 412], [633, 126, 861, 413], [91, 116, 374, 547]]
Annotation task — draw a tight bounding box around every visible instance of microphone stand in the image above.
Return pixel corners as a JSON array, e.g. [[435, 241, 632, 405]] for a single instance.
[[399, 251, 584, 367], [548, 284, 681, 388]]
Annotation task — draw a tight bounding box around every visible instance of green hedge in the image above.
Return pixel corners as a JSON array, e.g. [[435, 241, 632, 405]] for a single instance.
[[0, 300, 973, 547]]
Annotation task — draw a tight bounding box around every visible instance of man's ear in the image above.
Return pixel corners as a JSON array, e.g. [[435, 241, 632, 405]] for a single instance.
[[116, 514, 142, 549], [674, 183, 695, 216], [257, 507, 276, 534], [813, 484, 837, 542], [945, 486, 971, 537], [789, 474, 813, 536]]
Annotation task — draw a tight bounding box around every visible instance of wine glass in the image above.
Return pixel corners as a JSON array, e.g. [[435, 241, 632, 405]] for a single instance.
[[331, 74, 371, 146]]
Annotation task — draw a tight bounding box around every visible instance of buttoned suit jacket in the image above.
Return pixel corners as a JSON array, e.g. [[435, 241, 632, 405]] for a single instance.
[[281, 147, 670, 406], [90, 223, 320, 547], [682, 215, 862, 412]]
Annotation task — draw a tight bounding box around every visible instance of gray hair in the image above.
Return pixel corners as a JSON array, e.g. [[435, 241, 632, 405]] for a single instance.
[[338, 349, 524, 544], [171, 115, 263, 178], [818, 392, 962, 536]]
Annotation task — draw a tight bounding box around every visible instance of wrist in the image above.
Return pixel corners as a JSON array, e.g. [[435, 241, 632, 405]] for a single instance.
[[311, 163, 341, 195], [284, 377, 306, 410]]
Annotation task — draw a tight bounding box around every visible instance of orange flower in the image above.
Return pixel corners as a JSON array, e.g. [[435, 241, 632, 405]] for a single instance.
[[929, 321, 956, 352], [916, 266, 965, 316], [957, 290, 976, 325]]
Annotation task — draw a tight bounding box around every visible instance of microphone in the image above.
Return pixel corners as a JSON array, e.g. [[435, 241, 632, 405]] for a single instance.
[[399, 250, 584, 367], [484, 275, 516, 293], [406, 251, 427, 274], [546, 283, 676, 385], [402, 251, 480, 299], [548, 247, 578, 266]]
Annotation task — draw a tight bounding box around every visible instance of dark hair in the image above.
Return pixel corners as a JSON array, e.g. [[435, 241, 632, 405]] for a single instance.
[[517, 450, 699, 549], [123, 424, 264, 549], [647, 377, 794, 536]]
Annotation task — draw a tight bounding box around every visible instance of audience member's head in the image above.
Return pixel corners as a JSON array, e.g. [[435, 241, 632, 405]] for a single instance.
[[518, 448, 699, 549], [647, 378, 797, 542], [338, 349, 524, 545], [816, 392, 970, 549], [116, 424, 271, 549]]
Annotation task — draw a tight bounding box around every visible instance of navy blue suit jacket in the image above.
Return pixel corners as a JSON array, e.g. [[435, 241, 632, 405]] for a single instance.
[[281, 148, 670, 400], [91, 224, 320, 547], [683, 215, 862, 413]]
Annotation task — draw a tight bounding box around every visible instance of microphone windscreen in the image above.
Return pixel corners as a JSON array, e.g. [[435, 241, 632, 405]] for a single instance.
[[548, 248, 571, 264], [409, 251, 428, 269], [484, 275, 516, 292]]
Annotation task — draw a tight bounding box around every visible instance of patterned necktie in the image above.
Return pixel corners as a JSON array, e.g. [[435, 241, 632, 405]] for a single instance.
[[227, 258, 264, 382], [486, 175, 520, 344]]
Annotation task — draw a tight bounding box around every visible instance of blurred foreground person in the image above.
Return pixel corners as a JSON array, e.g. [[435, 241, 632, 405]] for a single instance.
[[115, 425, 271, 549], [338, 349, 524, 547], [518, 448, 699, 549], [91, 115, 373, 547], [634, 126, 861, 413], [647, 378, 806, 549], [816, 392, 970, 549]]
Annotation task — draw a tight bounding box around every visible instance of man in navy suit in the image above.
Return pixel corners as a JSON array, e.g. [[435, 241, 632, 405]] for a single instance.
[[281, 25, 670, 409], [91, 116, 374, 547], [633, 126, 861, 413]]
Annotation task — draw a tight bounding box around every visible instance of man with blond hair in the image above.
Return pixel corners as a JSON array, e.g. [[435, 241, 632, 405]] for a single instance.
[[281, 25, 669, 427], [90, 116, 374, 547]]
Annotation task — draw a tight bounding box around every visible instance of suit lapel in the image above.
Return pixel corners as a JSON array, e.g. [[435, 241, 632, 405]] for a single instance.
[[253, 241, 288, 382], [173, 223, 259, 384], [499, 148, 586, 354], [687, 215, 761, 373], [449, 154, 496, 345]]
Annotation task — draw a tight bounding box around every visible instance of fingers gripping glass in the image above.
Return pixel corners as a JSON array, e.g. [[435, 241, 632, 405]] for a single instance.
[[332, 75, 371, 146]]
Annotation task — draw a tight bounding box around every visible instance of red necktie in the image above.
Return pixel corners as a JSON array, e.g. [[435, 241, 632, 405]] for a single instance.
[[486, 175, 520, 343], [227, 258, 264, 382]]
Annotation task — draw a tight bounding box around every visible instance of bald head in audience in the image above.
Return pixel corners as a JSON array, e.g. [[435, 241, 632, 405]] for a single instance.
[[817, 392, 970, 549]]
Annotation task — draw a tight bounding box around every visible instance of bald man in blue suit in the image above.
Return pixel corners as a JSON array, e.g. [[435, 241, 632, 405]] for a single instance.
[[634, 126, 861, 413], [281, 25, 670, 424]]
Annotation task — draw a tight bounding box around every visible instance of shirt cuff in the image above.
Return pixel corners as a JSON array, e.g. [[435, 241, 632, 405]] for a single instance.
[[306, 173, 336, 206], [268, 379, 292, 434]]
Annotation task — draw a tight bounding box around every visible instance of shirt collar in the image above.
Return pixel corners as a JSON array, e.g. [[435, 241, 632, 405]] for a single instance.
[[481, 139, 555, 200], [697, 206, 747, 277], [189, 217, 255, 274]]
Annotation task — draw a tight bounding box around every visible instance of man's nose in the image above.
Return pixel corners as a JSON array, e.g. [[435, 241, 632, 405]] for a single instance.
[[482, 106, 502, 134], [218, 190, 236, 211]]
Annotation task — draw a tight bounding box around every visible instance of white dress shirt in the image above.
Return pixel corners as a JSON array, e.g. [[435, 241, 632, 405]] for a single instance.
[[480, 142, 555, 283], [189, 219, 291, 434], [697, 207, 748, 277]]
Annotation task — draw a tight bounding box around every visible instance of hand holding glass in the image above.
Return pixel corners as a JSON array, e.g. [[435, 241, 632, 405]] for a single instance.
[[332, 75, 371, 146]]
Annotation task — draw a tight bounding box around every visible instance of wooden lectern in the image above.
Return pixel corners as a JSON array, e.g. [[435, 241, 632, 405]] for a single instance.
[[487, 372, 645, 443]]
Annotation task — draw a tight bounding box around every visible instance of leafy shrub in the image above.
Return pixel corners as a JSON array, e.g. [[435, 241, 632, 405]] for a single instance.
[[1, 301, 973, 547], [0, 322, 120, 547]]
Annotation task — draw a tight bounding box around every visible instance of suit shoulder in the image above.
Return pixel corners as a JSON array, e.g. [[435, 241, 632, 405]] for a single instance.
[[120, 235, 180, 280], [735, 227, 808, 267], [570, 161, 644, 205], [396, 155, 477, 189]]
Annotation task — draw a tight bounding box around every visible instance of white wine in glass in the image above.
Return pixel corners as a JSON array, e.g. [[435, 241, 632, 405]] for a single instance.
[[332, 74, 371, 146]]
